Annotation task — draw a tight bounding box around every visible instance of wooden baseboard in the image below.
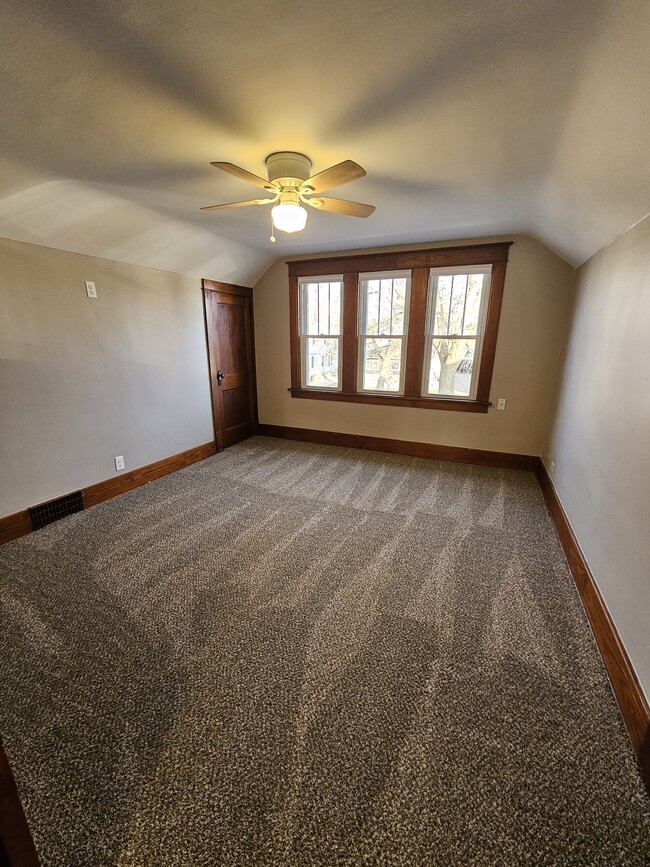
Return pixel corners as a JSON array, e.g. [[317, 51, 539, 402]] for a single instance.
[[83, 441, 216, 508], [0, 736, 40, 867], [536, 460, 650, 793], [0, 441, 216, 546], [0, 511, 32, 547], [258, 424, 539, 471]]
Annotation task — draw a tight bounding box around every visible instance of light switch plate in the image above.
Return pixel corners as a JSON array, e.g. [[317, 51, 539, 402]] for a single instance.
[[496, 398, 507, 410], [85, 281, 97, 298]]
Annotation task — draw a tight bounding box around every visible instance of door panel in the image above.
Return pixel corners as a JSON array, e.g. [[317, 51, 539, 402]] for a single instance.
[[203, 282, 258, 450], [222, 371, 246, 389], [223, 388, 251, 427]]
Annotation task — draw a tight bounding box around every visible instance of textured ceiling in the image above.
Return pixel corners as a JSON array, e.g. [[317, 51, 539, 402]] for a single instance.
[[1, 0, 648, 284]]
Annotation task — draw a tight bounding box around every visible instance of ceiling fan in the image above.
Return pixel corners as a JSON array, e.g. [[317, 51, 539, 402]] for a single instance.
[[201, 152, 375, 241]]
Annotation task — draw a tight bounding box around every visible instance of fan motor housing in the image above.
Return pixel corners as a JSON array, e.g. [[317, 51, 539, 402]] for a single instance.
[[265, 152, 312, 185]]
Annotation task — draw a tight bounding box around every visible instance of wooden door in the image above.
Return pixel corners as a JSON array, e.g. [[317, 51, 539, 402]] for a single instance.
[[203, 280, 258, 450]]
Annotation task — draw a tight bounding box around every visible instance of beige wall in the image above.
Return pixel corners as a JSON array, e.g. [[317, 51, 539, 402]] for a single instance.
[[254, 235, 576, 455], [0, 238, 214, 517], [544, 215, 650, 701]]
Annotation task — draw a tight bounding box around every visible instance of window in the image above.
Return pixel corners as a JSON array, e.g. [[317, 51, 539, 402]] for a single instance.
[[298, 276, 342, 389], [423, 266, 491, 400], [358, 271, 410, 393], [289, 242, 510, 412]]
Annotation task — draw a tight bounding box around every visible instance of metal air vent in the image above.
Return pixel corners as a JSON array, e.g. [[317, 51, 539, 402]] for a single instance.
[[29, 491, 84, 530]]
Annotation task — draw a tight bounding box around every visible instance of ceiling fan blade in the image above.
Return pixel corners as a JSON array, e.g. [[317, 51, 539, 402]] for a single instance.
[[305, 196, 375, 218], [303, 160, 366, 194], [210, 162, 275, 190], [200, 198, 273, 211]]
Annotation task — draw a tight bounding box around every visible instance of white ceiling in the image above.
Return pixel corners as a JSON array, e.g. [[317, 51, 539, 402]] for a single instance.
[[1, 0, 648, 285]]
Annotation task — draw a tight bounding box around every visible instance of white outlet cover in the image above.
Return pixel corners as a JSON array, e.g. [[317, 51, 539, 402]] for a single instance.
[[496, 398, 507, 410], [85, 281, 97, 298], [114, 455, 125, 471]]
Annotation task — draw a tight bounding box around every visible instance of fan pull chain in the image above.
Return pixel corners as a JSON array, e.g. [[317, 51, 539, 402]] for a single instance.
[[269, 210, 276, 243]]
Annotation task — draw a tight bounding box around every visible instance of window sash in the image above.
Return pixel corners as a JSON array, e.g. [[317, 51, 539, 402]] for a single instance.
[[358, 336, 405, 393], [422, 265, 492, 400], [299, 275, 343, 337], [301, 335, 341, 390]]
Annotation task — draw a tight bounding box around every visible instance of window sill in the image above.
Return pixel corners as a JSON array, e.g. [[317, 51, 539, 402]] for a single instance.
[[289, 388, 490, 413]]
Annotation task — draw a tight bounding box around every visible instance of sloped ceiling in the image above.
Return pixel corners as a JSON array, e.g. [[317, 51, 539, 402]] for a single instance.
[[0, 0, 648, 285]]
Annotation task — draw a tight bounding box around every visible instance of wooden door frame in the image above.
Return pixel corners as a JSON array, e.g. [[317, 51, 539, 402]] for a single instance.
[[0, 735, 40, 866], [202, 279, 259, 451]]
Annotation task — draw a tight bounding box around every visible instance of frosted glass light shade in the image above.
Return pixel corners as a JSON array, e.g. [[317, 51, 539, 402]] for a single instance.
[[272, 202, 308, 233]]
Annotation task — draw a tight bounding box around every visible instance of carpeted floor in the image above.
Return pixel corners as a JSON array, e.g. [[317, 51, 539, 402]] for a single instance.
[[1, 436, 649, 866]]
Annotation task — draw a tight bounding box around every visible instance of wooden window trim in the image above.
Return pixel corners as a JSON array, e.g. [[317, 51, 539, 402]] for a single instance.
[[288, 242, 511, 413]]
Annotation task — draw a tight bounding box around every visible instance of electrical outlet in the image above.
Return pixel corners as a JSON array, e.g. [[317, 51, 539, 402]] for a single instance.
[[114, 455, 125, 471], [85, 281, 97, 298], [496, 398, 507, 410]]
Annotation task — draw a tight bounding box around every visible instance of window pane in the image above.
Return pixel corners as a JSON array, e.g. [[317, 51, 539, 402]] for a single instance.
[[329, 282, 341, 335], [318, 283, 329, 335], [379, 279, 393, 332], [306, 337, 339, 388], [448, 274, 468, 335], [462, 274, 484, 335], [433, 275, 452, 334], [365, 280, 380, 335], [306, 283, 319, 333], [362, 338, 403, 392], [427, 338, 475, 396], [392, 278, 407, 334]]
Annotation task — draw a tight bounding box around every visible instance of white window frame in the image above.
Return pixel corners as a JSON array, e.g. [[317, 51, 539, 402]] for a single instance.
[[357, 270, 411, 395], [422, 264, 492, 401], [298, 275, 343, 391]]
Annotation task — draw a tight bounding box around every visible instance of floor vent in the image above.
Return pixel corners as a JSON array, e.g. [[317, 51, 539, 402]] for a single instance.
[[29, 491, 84, 530]]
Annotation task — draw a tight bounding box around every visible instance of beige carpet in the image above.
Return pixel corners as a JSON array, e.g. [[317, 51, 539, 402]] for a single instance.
[[1, 436, 649, 865]]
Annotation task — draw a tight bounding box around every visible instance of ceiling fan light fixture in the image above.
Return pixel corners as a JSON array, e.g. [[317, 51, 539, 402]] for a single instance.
[[203, 153, 374, 239], [271, 201, 308, 233]]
